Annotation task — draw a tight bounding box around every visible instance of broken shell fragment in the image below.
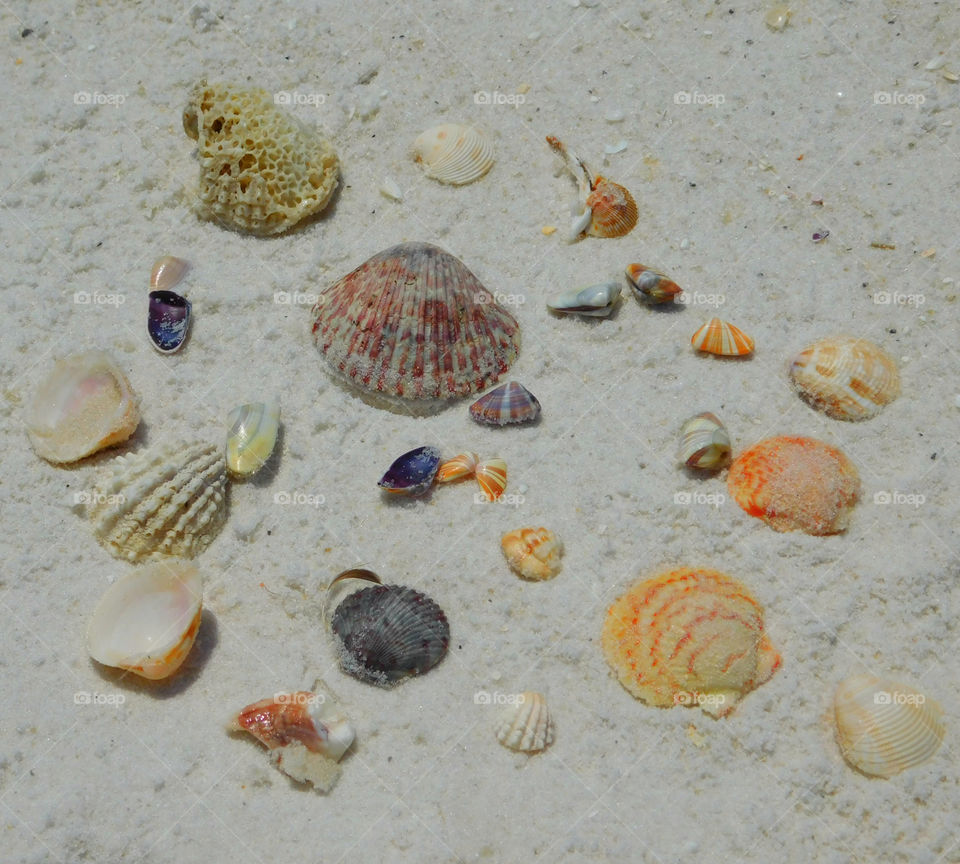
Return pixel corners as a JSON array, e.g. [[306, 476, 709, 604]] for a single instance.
[[413, 123, 494, 185], [496, 692, 554, 753], [469, 382, 541, 426], [679, 412, 731, 470], [691, 318, 754, 356], [626, 264, 683, 304], [547, 281, 622, 318], [378, 446, 441, 496], [148, 290, 192, 354], [501, 527, 563, 581], [436, 452, 479, 484], [150, 256, 190, 291], [225, 401, 280, 478]]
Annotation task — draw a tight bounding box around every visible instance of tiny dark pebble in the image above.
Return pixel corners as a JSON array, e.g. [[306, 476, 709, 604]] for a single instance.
[[21, 28, 33, 37], [266, 530, 272, 536]]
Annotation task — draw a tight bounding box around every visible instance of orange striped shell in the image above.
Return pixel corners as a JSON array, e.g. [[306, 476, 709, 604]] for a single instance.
[[727, 436, 860, 535], [476, 458, 507, 501], [585, 178, 638, 238], [436, 452, 479, 483], [691, 318, 754, 356], [602, 567, 781, 716]]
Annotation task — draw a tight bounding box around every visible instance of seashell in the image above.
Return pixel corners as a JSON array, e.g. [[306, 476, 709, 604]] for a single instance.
[[436, 452, 479, 483], [496, 692, 554, 752], [789, 335, 900, 421], [625, 264, 682, 304], [86, 440, 228, 561], [330, 583, 450, 687], [148, 290, 192, 354], [475, 458, 508, 501], [25, 350, 140, 464], [602, 567, 781, 717], [413, 123, 494, 185], [150, 256, 190, 291], [311, 242, 521, 404], [469, 381, 541, 426], [547, 281, 622, 318], [378, 446, 441, 496], [691, 318, 754, 356], [86, 561, 202, 680], [727, 436, 860, 535], [679, 412, 731, 470], [834, 675, 944, 778], [501, 527, 563, 581], [225, 401, 280, 478]]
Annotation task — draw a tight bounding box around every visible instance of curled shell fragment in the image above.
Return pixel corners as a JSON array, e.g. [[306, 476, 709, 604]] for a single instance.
[[496, 692, 554, 753], [225, 401, 280, 478], [626, 264, 682, 305], [501, 527, 563, 581], [547, 282, 621, 318], [413, 123, 494, 185], [679, 412, 731, 470]]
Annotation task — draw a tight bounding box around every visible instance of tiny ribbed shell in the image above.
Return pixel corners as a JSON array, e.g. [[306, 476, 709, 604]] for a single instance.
[[679, 412, 731, 470], [469, 382, 541, 426], [834, 675, 945, 778], [87, 441, 228, 562], [584, 178, 638, 238], [789, 336, 900, 421], [501, 527, 563, 581], [496, 692, 554, 752], [413, 123, 494, 185], [691, 318, 754, 356]]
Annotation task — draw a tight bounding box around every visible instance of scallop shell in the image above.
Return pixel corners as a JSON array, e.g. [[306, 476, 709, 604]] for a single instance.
[[86, 561, 202, 680], [679, 412, 731, 470], [311, 243, 521, 404], [547, 281, 622, 317], [501, 527, 563, 581], [86, 441, 228, 561], [475, 458, 508, 501], [378, 446, 441, 496], [225, 401, 280, 478], [602, 567, 781, 716], [691, 318, 754, 356], [834, 675, 945, 778], [150, 256, 190, 291], [626, 264, 682, 304], [330, 584, 450, 687], [413, 123, 494, 185], [727, 436, 860, 535], [789, 336, 900, 421], [148, 290, 192, 354], [469, 382, 541, 426], [26, 350, 140, 464], [584, 177, 638, 238], [436, 452, 479, 483], [496, 692, 554, 753]]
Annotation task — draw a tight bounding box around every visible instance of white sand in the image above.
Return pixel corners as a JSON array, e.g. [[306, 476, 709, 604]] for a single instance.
[[3, 1, 958, 861]]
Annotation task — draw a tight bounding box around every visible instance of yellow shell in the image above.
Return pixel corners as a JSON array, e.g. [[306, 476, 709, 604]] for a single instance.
[[225, 401, 280, 478], [413, 123, 494, 185], [501, 527, 563, 581]]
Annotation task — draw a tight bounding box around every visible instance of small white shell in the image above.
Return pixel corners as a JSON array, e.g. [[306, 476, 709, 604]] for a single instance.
[[834, 675, 945, 778], [150, 256, 190, 291], [547, 281, 622, 317], [413, 123, 494, 185], [496, 692, 554, 753], [225, 401, 280, 478], [679, 412, 731, 470], [86, 561, 202, 679]]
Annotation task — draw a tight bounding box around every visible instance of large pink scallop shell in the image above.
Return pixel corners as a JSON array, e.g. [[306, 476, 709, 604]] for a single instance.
[[311, 243, 521, 402]]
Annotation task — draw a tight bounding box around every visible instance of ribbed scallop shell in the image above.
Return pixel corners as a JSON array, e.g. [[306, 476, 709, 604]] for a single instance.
[[496, 692, 554, 752], [330, 584, 450, 687], [311, 243, 521, 403], [602, 568, 781, 716], [691, 318, 754, 356], [789, 336, 900, 421], [86, 441, 228, 561], [584, 178, 638, 238], [727, 436, 860, 535], [501, 527, 563, 581], [469, 382, 541, 426], [834, 675, 944, 778], [413, 123, 494, 185], [679, 412, 731, 470]]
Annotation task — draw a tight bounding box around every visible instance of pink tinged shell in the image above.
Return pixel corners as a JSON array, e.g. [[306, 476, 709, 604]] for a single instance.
[[476, 458, 508, 501], [469, 381, 541, 426], [436, 452, 479, 483], [311, 243, 521, 402], [150, 256, 190, 291]]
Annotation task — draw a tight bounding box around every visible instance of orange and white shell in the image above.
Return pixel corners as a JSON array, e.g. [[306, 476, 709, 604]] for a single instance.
[[413, 123, 494, 185], [789, 335, 900, 421], [691, 318, 754, 356], [496, 692, 554, 752], [583, 177, 638, 238], [834, 675, 944, 778], [436, 452, 479, 483], [476, 458, 507, 501], [727, 436, 860, 535], [501, 527, 563, 581], [601, 567, 781, 717]]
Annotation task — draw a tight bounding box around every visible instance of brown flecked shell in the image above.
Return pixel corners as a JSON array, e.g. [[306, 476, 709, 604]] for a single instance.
[[585, 178, 638, 238], [311, 242, 521, 401]]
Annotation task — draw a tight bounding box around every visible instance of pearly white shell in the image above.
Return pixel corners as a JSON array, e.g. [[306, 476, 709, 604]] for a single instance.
[[547, 281, 622, 317], [225, 401, 280, 478], [150, 256, 190, 291], [413, 123, 494, 185], [496, 691, 554, 753], [679, 412, 731, 470]]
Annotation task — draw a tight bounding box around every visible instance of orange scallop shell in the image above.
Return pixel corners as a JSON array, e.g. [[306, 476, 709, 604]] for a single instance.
[[691, 318, 754, 356], [727, 436, 860, 535], [585, 178, 638, 238]]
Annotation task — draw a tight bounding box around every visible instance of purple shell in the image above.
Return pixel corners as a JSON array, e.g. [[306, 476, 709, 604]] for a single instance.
[[148, 290, 192, 354], [377, 446, 441, 495], [469, 382, 541, 426]]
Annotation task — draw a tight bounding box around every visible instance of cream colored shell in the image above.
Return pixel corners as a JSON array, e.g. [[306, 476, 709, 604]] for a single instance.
[[496, 692, 554, 752], [501, 527, 563, 581], [413, 123, 494, 185], [183, 81, 339, 235]]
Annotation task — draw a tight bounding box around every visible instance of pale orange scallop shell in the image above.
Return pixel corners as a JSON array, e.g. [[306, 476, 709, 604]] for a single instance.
[[691, 318, 754, 356], [585, 177, 638, 238]]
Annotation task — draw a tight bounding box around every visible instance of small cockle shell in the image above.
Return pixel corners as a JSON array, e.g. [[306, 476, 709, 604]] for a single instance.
[[834, 675, 945, 778], [691, 318, 754, 356], [789, 335, 900, 421], [26, 350, 140, 464], [378, 446, 441, 496], [496, 692, 554, 753], [547, 281, 622, 317], [501, 527, 563, 581], [86, 561, 202, 680], [476, 458, 508, 501], [148, 290, 192, 354], [727, 436, 860, 535], [436, 452, 479, 483], [469, 381, 541, 426], [225, 401, 280, 478], [86, 440, 228, 561], [150, 256, 190, 291], [625, 264, 683, 304], [413, 123, 494, 185], [679, 412, 731, 470]]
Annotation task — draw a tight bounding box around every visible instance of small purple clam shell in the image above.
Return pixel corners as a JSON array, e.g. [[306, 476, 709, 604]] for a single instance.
[[469, 381, 541, 426], [377, 446, 441, 496], [148, 290, 192, 354]]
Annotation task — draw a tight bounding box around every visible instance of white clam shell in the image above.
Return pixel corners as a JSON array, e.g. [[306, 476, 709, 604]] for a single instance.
[[413, 123, 494, 185], [496, 691, 554, 752], [834, 675, 945, 778], [547, 281, 621, 317], [225, 401, 280, 477], [679, 412, 731, 470], [86, 561, 202, 679]]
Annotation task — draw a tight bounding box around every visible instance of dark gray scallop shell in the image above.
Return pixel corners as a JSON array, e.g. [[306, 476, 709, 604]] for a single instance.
[[330, 585, 450, 686]]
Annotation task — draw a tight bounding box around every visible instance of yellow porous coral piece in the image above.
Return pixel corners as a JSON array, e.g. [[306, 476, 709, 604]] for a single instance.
[[183, 80, 339, 236]]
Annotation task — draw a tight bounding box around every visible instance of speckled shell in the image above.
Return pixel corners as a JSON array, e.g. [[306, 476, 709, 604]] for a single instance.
[[584, 177, 637, 238], [86, 441, 228, 562], [727, 436, 860, 535], [679, 412, 731, 470], [469, 382, 541, 426], [834, 675, 944, 778], [496, 692, 554, 752], [378, 446, 441, 495], [789, 336, 900, 421], [626, 264, 682, 304], [691, 318, 754, 356], [225, 401, 280, 478], [311, 243, 521, 402], [602, 568, 781, 716], [413, 123, 494, 185], [501, 527, 563, 581]]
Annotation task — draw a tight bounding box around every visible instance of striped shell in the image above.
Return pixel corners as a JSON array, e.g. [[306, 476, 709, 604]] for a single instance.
[[501, 527, 563, 581], [626, 264, 682, 304], [602, 568, 781, 716], [727, 436, 860, 535], [691, 318, 754, 356], [679, 412, 731, 470], [86, 441, 228, 562], [584, 178, 638, 238], [496, 692, 554, 753], [789, 336, 900, 421], [413, 123, 494, 185], [311, 243, 521, 403], [834, 675, 945, 778], [225, 401, 280, 478], [469, 382, 541, 426], [436, 452, 479, 483], [476, 458, 508, 501]]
